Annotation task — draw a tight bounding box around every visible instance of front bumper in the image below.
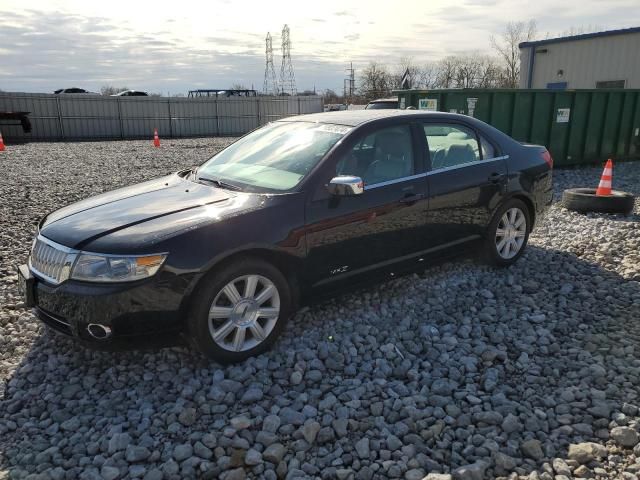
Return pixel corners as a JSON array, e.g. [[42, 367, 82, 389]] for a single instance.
[[20, 265, 193, 349]]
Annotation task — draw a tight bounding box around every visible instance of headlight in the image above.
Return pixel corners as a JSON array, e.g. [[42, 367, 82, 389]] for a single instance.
[[70, 253, 167, 282]]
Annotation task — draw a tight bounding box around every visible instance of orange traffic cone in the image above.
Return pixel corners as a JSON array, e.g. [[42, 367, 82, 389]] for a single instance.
[[0, 131, 5, 151], [595, 159, 613, 196], [153, 128, 160, 147]]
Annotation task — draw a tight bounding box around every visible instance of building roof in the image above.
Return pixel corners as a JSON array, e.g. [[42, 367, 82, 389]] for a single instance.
[[519, 26, 640, 49]]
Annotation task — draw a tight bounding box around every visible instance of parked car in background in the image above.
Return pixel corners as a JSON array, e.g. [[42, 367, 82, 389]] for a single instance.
[[365, 97, 398, 109], [53, 88, 99, 95], [324, 103, 347, 112], [111, 90, 149, 97], [18, 110, 553, 363]]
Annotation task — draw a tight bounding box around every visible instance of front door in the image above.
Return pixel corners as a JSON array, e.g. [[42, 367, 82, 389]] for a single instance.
[[420, 121, 508, 248], [304, 123, 429, 287]]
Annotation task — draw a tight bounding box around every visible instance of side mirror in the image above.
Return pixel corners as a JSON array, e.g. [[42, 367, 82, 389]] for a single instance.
[[327, 175, 364, 196]]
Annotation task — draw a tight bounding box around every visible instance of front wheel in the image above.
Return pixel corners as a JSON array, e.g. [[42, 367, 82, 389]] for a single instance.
[[187, 258, 293, 363], [483, 199, 531, 267]]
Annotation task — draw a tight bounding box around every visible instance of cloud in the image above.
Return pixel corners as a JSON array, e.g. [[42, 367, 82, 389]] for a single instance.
[[0, 0, 639, 93]]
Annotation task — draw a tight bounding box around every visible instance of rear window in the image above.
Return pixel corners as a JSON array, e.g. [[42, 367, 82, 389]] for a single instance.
[[422, 124, 481, 169]]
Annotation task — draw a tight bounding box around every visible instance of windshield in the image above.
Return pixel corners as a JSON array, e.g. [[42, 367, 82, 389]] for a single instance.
[[365, 102, 398, 110], [197, 121, 349, 192]]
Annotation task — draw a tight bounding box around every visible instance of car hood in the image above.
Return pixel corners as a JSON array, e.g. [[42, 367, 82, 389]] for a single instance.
[[40, 173, 235, 250]]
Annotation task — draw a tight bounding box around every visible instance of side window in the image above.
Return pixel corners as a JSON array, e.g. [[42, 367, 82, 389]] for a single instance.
[[423, 124, 480, 170], [480, 135, 495, 159], [336, 125, 414, 186]]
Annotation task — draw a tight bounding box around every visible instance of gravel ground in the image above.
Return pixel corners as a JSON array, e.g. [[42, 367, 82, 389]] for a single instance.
[[1, 139, 639, 480]]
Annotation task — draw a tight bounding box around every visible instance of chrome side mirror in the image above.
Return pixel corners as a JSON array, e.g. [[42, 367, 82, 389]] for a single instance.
[[327, 175, 364, 196]]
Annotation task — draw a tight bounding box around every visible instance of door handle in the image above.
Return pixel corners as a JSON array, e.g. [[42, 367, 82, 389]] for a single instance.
[[488, 172, 505, 183], [400, 193, 424, 205]]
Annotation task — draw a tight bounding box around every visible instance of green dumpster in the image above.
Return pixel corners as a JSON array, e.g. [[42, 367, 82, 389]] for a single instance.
[[394, 88, 640, 167]]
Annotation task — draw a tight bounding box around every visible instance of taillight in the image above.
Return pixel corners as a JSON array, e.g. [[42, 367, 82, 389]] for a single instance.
[[542, 150, 553, 169]]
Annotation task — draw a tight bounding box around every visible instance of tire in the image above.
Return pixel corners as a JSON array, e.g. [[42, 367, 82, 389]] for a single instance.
[[187, 258, 294, 363], [562, 188, 635, 215], [483, 199, 531, 267]]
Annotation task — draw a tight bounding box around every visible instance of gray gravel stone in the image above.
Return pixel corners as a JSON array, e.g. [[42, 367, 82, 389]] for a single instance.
[[452, 461, 488, 480], [355, 438, 370, 459], [245, 448, 262, 466], [125, 445, 151, 463], [568, 443, 608, 464], [263, 443, 286, 464], [611, 427, 640, 448], [301, 420, 321, 444], [262, 414, 281, 433], [100, 466, 120, 480], [172, 443, 193, 462], [1, 141, 640, 480], [521, 439, 544, 460]]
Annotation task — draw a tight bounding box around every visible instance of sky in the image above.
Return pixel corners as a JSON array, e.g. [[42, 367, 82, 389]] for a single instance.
[[0, 0, 639, 95]]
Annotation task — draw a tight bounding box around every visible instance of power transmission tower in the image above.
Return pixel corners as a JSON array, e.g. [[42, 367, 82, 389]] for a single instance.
[[279, 24, 297, 95], [263, 33, 278, 95]]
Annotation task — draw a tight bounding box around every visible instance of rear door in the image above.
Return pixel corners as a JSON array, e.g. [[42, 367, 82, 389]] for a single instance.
[[420, 121, 508, 248], [304, 123, 429, 287]]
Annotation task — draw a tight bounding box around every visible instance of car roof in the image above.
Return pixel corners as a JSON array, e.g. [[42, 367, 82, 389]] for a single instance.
[[368, 97, 398, 103], [278, 110, 473, 127]]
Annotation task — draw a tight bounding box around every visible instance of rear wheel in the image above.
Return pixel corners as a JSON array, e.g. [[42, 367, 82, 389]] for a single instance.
[[188, 258, 293, 363], [483, 199, 530, 267]]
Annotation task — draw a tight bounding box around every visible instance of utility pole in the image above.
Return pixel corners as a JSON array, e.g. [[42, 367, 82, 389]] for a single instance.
[[344, 62, 355, 105]]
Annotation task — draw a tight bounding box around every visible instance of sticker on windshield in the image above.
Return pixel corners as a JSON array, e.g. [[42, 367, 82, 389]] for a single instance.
[[316, 124, 351, 134]]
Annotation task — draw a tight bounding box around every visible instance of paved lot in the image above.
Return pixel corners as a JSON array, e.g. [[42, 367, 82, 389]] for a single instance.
[[1, 139, 639, 480]]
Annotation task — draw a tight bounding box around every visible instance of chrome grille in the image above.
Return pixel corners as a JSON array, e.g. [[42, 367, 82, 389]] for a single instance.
[[29, 236, 78, 285]]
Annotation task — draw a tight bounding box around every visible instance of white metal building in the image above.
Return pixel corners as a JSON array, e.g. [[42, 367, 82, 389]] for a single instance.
[[519, 27, 640, 89]]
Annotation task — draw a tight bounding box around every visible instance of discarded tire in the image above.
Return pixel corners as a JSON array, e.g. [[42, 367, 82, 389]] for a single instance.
[[562, 188, 635, 215]]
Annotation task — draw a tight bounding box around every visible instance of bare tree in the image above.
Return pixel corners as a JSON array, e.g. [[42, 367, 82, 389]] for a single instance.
[[454, 55, 484, 88], [100, 85, 129, 96], [359, 62, 392, 101], [391, 57, 421, 89], [490, 20, 537, 88], [435, 56, 460, 88], [230, 83, 247, 90], [561, 24, 604, 36], [419, 62, 439, 89], [475, 56, 504, 88]]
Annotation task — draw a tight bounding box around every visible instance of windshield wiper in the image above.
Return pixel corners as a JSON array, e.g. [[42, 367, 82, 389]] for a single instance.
[[197, 175, 242, 191]]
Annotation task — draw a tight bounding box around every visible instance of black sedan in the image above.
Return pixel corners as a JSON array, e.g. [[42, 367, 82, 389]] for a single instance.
[[18, 110, 553, 363]]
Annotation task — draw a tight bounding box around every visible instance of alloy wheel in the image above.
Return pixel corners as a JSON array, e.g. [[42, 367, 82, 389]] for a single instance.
[[495, 207, 527, 260], [208, 274, 280, 352]]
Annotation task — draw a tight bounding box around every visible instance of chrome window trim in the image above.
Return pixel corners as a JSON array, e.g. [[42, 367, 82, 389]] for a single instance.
[[364, 173, 428, 190], [362, 155, 509, 189], [427, 155, 509, 175]]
